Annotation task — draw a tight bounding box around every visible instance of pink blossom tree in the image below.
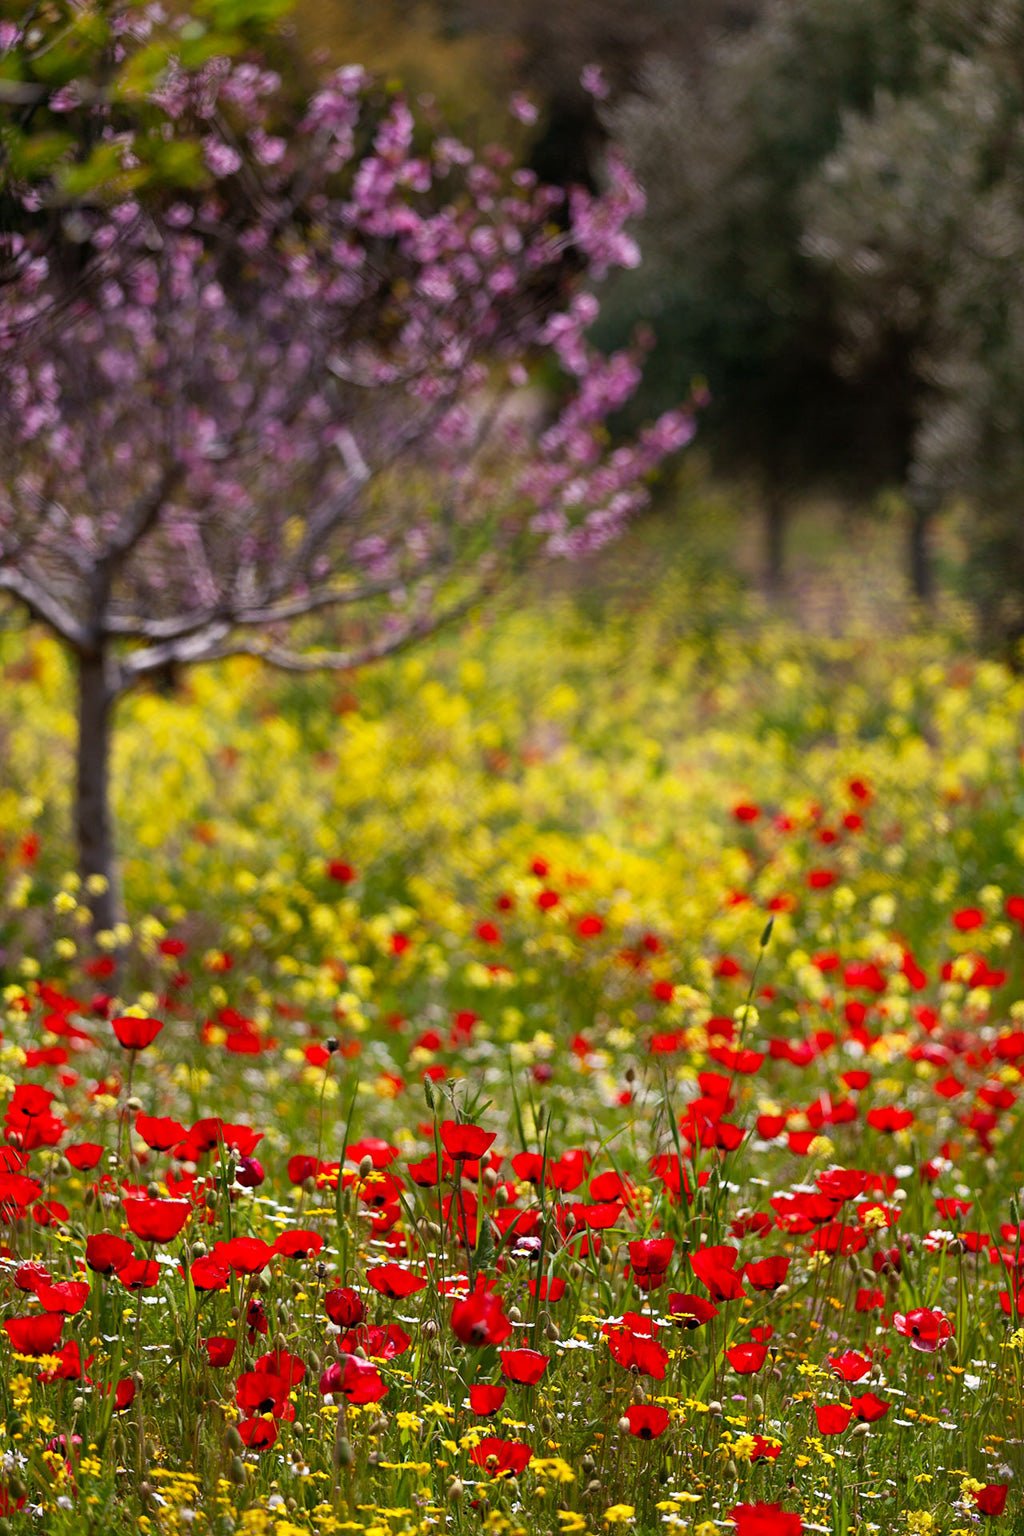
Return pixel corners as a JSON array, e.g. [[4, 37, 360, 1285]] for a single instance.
[[0, 57, 693, 930]]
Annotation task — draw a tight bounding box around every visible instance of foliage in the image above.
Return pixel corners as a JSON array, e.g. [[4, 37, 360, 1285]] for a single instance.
[[0, 561, 1023, 1530], [0, 22, 692, 918], [0, 0, 297, 210], [801, 0, 1024, 649]]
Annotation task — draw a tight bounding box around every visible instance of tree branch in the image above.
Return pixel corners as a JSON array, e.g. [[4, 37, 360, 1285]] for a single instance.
[[0, 566, 90, 649], [120, 581, 494, 683]]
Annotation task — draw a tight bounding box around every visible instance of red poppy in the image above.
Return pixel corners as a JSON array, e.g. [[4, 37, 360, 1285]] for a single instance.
[[500, 1348, 549, 1385], [439, 1121, 496, 1161], [325, 1286, 365, 1327], [134, 1113, 186, 1151], [274, 1230, 324, 1260], [205, 1336, 237, 1367], [667, 1293, 718, 1328], [691, 1245, 746, 1302], [730, 1503, 803, 1535], [319, 1355, 388, 1404], [815, 1403, 853, 1435], [254, 1350, 306, 1388], [65, 1143, 104, 1170], [973, 1485, 1008, 1517], [123, 1198, 191, 1243], [470, 1437, 533, 1478], [86, 1233, 134, 1275], [469, 1384, 507, 1416], [35, 1279, 89, 1314], [628, 1237, 675, 1290], [893, 1307, 954, 1353], [623, 1404, 670, 1439], [606, 1325, 669, 1380], [828, 1350, 872, 1382], [850, 1392, 889, 1422], [451, 1280, 513, 1347], [237, 1416, 277, 1449], [366, 1264, 427, 1299], [236, 1370, 290, 1417], [190, 1255, 230, 1292], [118, 1258, 160, 1290], [111, 1016, 163, 1050], [727, 1343, 768, 1375], [4, 1314, 63, 1355], [744, 1256, 790, 1292], [217, 1237, 274, 1275]]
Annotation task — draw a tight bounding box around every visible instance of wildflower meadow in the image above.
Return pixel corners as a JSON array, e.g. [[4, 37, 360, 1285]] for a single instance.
[[0, 551, 1023, 1536]]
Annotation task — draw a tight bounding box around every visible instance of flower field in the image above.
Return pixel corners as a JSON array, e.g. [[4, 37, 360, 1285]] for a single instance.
[[2, 563, 1024, 1536]]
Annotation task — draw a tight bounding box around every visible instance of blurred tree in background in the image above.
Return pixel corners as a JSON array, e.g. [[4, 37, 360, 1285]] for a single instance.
[[803, 1, 1024, 649], [605, 0, 924, 595]]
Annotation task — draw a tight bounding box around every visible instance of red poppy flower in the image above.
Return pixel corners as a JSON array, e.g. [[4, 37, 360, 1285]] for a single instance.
[[118, 1258, 160, 1290], [973, 1485, 1008, 1517], [236, 1370, 290, 1417], [815, 1403, 853, 1435], [730, 1503, 803, 1535], [319, 1356, 388, 1404], [111, 1016, 163, 1050], [4, 1314, 63, 1355], [667, 1293, 719, 1328], [727, 1343, 768, 1375], [451, 1281, 513, 1347], [205, 1336, 237, 1367], [469, 1384, 507, 1416], [65, 1143, 104, 1171], [893, 1307, 954, 1353], [828, 1350, 872, 1382], [123, 1198, 191, 1244], [500, 1348, 549, 1385], [691, 1245, 746, 1302], [86, 1233, 135, 1276], [254, 1350, 306, 1388], [366, 1264, 427, 1299], [470, 1437, 533, 1478], [274, 1230, 324, 1260], [237, 1416, 277, 1449], [134, 1113, 186, 1151], [35, 1279, 89, 1314], [628, 1237, 675, 1290], [850, 1392, 889, 1422], [217, 1237, 274, 1275], [744, 1256, 790, 1292], [325, 1286, 365, 1327], [623, 1404, 670, 1439], [190, 1255, 231, 1292], [439, 1121, 496, 1161], [606, 1326, 669, 1380]]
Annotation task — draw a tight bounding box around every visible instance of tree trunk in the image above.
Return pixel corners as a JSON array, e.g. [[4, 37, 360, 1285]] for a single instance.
[[907, 491, 935, 605], [763, 485, 787, 596], [75, 649, 119, 933]]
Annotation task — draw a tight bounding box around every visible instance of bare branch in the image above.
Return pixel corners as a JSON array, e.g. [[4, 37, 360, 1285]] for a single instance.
[[120, 581, 495, 683], [110, 463, 183, 563], [0, 565, 91, 649]]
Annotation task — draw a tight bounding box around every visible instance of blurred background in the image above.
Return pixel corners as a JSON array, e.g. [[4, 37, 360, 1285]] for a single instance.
[[287, 0, 1023, 651]]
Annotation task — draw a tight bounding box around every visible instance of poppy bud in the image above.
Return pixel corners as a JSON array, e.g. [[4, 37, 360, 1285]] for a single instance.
[[335, 1437, 354, 1467], [708, 1401, 723, 1417], [585, 1479, 602, 1496], [359, 1155, 373, 1177], [631, 1382, 646, 1405], [618, 1416, 631, 1434], [725, 1460, 738, 1481], [229, 1456, 246, 1485], [448, 1480, 464, 1503], [751, 1395, 764, 1414], [225, 1427, 243, 1453]]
